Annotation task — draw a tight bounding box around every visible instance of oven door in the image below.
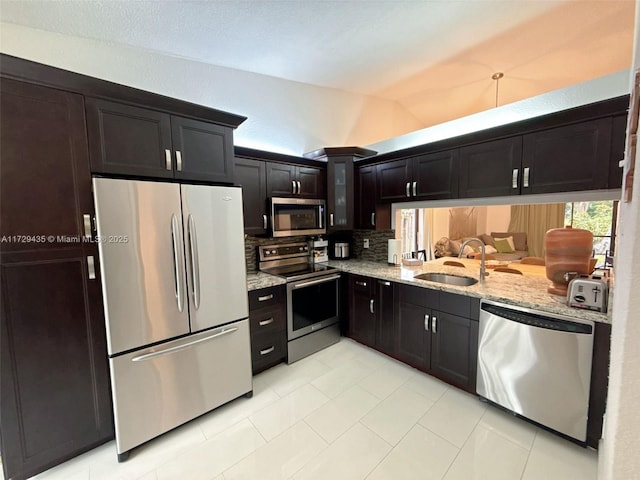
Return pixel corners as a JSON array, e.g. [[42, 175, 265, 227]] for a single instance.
[[287, 274, 340, 340]]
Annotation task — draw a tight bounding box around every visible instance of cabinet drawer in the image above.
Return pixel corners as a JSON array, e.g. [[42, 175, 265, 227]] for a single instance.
[[399, 283, 439, 308], [249, 286, 285, 311], [251, 330, 287, 374], [249, 306, 286, 334]]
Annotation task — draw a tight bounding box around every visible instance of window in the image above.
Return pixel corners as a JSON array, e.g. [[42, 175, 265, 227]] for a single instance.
[[564, 200, 618, 267]]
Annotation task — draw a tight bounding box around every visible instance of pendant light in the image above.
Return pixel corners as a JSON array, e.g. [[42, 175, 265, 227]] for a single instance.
[[492, 72, 504, 107]]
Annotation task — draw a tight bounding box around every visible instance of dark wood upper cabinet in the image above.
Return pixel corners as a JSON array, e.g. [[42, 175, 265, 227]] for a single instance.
[[459, 137, 523, 198], [234, 157, 267, 235], [1, 79, 113, 480], [522, 118, 612, 194], [609, 114, 626, 189], [86, 98, 234, 183], [326, 157, 354, 230], [413, 150, 459, 200], [266, 162, 325, 198], [377, 159, 411, 202], [171, 116, 235, 183], [356, 165, 377, 229]]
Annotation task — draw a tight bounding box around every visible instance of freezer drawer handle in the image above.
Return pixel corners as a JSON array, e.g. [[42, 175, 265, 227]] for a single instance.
[[187, 214, 201, 310], [171, 214, 185, 313], [260, 346, 275, 355], [131, 327, 238, 362], [259, 318, 274, 326], [258, 294, 273, 302]]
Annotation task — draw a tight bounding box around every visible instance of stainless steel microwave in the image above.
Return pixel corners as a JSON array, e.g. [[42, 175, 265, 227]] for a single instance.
[[270, 197, 326, 237]]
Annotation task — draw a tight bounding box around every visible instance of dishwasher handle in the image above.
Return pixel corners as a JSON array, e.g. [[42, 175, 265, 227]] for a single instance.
[[481, 303, 593, 334]]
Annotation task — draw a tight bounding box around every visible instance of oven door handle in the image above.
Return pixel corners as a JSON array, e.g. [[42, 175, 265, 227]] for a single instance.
[[291, 274, 341, 289]]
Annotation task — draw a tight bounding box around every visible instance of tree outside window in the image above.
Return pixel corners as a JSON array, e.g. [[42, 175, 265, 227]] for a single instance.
[[564, 200, 618, 267]]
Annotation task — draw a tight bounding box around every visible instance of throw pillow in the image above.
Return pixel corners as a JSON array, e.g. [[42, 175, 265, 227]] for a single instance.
[[479, 233, 495, 247], [484, 245, 498, 254], [494, 237, 515, 253]]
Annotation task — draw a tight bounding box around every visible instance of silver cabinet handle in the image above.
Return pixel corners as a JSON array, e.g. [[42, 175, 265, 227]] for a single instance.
[[259, 318, 274, 326], [355, 281, 367, 287], [83, 213, 92, 240], [87, 256, 96, 280], [260, 346, 275, 355], [379, 281, 391, 286], [187, 214, 200, 310], [370, 299, 375, 314], [258, 293, 273, 302], [132, 327, 238, 362], [330, 213, 334, 226], [292, 274, 341, 289], [432, 316, 437, 333], [176, 150, 183, 171], [171, 214, 184, 313], [512, 168, 519, 189], [371, 212, 375, 226], [523, 167, 530, 188], [406, 182, 411, 197], [424, 314, 430, 332], [412, 181, 417, 197], [292, 180, 296, 194], [297, 181, 301, 195], [263, 214, 268, 230], [165, 149, 172, 170]]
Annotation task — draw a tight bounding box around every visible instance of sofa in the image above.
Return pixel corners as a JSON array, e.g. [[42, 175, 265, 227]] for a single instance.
[[434, 232, 529, 262]]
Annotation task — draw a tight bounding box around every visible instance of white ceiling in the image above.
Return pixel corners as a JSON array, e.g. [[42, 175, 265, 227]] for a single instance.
[[0, 0, 634, 127]]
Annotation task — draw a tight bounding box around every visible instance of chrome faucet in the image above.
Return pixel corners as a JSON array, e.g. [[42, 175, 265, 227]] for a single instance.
[[459, 237, 489, 282]]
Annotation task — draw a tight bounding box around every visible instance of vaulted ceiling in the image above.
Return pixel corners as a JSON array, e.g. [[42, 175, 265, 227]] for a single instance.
[[0, 0, 634, 128]]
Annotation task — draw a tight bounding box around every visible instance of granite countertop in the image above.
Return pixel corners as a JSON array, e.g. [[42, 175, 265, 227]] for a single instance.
[[246, 271, 286, 291], [327, 259, 611, 324]]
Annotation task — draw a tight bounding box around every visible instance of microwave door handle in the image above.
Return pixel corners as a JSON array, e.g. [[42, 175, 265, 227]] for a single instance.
[[171, 214, 184, 313], [188, 214, 201, 310]]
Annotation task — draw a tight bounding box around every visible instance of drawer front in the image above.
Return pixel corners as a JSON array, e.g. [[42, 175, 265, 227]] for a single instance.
[[249, 306, 286, 334], [439, 291, 472, 318], [251, 330, 287, 373], [249, 285, 285, 311]]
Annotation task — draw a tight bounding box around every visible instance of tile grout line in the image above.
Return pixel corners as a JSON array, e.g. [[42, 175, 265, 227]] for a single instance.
[[519, 429, 539, 480]]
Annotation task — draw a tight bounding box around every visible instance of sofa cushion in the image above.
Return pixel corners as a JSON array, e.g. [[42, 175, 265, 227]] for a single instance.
[[492, 231, 527, 251], [494, 237, 515, 253], [479, 233, 495, 247]]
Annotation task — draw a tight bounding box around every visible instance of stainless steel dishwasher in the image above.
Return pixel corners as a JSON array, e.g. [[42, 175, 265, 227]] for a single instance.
[[476, 299, 594, 443]]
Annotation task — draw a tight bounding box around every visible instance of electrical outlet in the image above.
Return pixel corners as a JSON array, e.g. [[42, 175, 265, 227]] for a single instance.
[[363, 239, 370, 249]]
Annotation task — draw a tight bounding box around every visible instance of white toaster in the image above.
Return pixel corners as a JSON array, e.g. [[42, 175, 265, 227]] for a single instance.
[[567, 276, 608, 313]]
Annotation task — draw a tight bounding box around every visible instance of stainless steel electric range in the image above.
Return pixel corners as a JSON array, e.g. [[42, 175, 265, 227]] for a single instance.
[[258, 242, 341, 363]]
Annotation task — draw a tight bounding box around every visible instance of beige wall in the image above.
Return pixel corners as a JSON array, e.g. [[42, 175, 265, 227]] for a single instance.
[[0, 23, 424, 156]]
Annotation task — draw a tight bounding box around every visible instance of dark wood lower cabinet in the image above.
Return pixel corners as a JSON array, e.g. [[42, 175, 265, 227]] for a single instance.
[[348, 275, 376, 346], [1, 78, 113, 480], [248, 286, 287, 374], [395, 301, 430, 369], [430, 311, 478, 389]]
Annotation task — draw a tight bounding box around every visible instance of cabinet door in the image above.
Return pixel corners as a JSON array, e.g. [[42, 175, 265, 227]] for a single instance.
[[522, 118, 612, 194], [375, 280, 395, 354], [377, 159, 411, 202], [430, 311, 478, 392], [298, 166, 326, 199], [413, 150, 459, 200], [234, 158, 268, 235], [459, 137, 522, 198], [609, 114, 627, 189], [348, 275, 376, 346], [395, 301, 430, 369], [327, 158, 353, 230], [1, 80, 113, 480], [266, 162, 297, 197], [171, 116, 234, 183], [86, 98, 173, 178], [356, 165, 377, 229]]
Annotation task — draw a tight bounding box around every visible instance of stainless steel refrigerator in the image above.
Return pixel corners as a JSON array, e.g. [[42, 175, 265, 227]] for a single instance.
[[92, 177, 252, 461]]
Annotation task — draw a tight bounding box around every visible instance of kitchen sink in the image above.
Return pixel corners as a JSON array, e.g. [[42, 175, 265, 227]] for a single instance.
[[413, 272, 478, 286]]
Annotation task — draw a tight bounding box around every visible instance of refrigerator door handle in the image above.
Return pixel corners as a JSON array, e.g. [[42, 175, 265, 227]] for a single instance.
[[131, 327, 238, 362], [187, 214, 201, 310], [171, 214, 185, 313]]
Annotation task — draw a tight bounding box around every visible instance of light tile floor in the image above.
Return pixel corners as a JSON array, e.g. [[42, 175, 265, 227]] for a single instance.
[[30, 338, 598, 480]]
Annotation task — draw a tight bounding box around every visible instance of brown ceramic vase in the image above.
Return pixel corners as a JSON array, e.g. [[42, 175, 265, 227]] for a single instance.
[[544, 226, 593, 296]]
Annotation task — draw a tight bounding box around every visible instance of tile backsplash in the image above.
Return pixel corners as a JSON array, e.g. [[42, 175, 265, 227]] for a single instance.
[[245, 230, 395, 272]]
